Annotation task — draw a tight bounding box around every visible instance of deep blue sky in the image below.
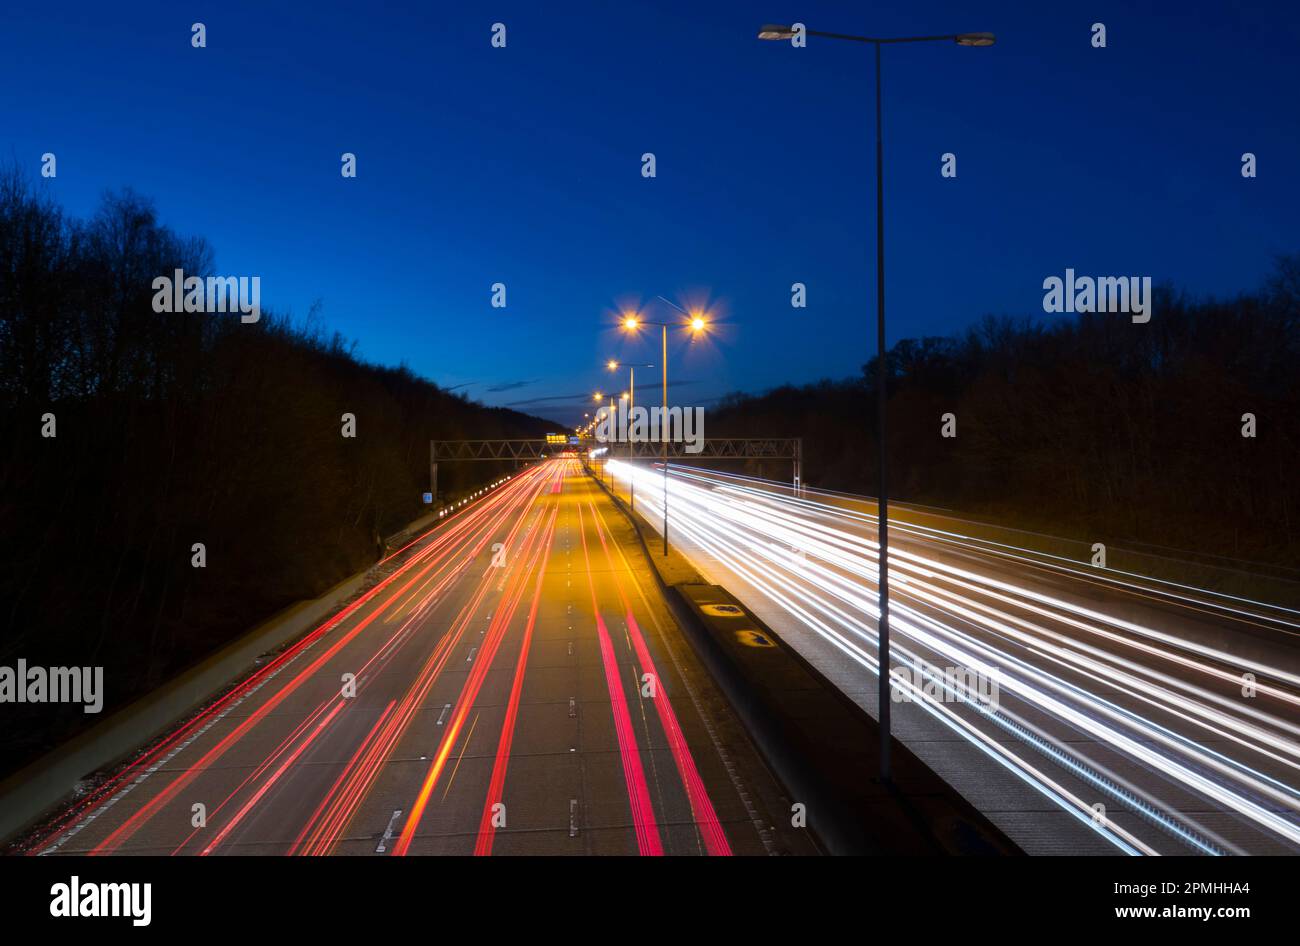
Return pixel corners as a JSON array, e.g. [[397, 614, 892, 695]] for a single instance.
[[3, 1, 1297, 425]]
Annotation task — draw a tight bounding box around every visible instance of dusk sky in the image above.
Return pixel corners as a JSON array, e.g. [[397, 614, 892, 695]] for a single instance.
[[3, 0, 1296, 425]]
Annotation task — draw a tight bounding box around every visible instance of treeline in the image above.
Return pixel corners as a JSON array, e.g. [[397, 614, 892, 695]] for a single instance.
[[0, 170, 549, 773], [711, 258, 1300, 572]]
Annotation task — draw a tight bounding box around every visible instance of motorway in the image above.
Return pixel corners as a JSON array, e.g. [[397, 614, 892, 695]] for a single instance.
[[29, 460, 815, 856], [604, 460, 1300, 856]]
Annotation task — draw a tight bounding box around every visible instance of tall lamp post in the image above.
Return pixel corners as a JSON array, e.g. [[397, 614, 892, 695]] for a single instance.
[[758, 23, 994, 783], [607, 360, 655, 513], [620, 309, 708, 556]]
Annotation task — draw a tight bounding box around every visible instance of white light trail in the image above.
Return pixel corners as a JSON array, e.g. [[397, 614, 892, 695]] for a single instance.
[[605, 460, 1300, 855]]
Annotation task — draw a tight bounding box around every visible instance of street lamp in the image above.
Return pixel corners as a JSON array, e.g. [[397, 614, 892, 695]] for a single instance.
[[619, 304, 709, 556], [607, 360, 655, 513], [758, 22, 994, 784]]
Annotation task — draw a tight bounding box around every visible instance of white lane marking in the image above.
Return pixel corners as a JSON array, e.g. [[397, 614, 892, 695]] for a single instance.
[[375, 809, 404, 854], [39, 635, 326, 854]]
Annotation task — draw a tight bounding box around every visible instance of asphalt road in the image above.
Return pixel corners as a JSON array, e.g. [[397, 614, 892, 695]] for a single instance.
[[32, 460, 815, 856], [604, 461, 1300, 856]]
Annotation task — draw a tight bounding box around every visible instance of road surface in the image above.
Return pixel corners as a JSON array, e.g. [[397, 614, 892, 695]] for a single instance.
[[29, 461, 814, 856]]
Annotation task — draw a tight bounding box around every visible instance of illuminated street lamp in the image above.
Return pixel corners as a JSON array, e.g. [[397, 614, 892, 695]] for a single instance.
[[619, 303, 709, 556], [758, 22, 993, 784]]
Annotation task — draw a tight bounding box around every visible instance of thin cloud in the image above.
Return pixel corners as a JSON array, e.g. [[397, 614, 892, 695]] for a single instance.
[[505, 392, 593, 407], [485, 378, 541, 393]]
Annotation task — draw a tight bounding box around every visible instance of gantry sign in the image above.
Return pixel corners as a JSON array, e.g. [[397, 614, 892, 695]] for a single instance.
[[596, 437, 804, 493], [428, 436, 804, 499], [427, 438, 565, 500], [431, 439, 566, 462]]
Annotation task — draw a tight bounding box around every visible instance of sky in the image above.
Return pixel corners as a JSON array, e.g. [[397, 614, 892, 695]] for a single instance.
[[2, 1, 1297, 426]]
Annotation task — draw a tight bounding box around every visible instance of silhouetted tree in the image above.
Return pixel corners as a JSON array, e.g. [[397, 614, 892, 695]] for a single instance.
[[711, 258, 1300, 573], [0, 168, 553, 773]]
